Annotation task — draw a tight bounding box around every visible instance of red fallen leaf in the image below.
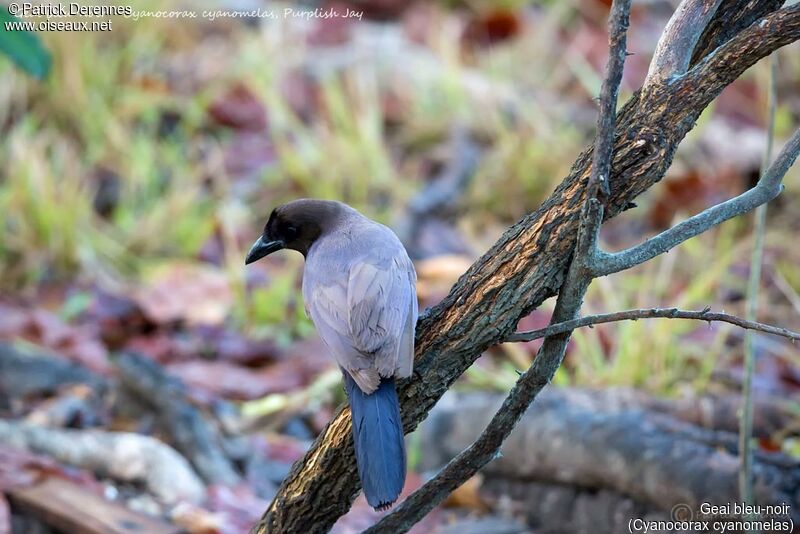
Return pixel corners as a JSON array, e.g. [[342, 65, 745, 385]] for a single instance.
[[58, 335, 111, 375], [198, 227, 226, 266], [463, 8, 523, 49], [124, 332, 189, 364], [513, 309, 553, 355], [309, 404, 336, 434], [84, 288, 149, 348], [280, 69, 320, 122], [282, 336, 333, 368], [203, 328, 282, 366], [648, 168, 743, 230], [25, 309, 73, 347], [380, 90, 408, 125], [208, 83, 268, 131], [171, 502, 224, 534], [715, 78, 761, 128], [165, 359, 311, 401], [758, 436, 782, 453], [0, 303, 29, 338], [134, 262, 233, 327], [126, 326, 282, 367], [173, 484, 268, 534]]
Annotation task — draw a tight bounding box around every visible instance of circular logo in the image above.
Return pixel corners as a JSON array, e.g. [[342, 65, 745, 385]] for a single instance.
[[671, 503, 694, 521]]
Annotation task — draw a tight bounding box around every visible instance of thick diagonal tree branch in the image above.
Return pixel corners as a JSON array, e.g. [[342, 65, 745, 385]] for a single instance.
[[254, 4, 800, 532]]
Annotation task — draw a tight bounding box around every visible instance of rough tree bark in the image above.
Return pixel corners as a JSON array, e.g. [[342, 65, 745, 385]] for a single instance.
[[254, 2, 800, 532]]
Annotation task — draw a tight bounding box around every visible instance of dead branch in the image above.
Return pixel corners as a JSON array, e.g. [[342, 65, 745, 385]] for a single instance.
[[592, 127, 800, 276], [255, 3, 800, 532], [418, 390, 800, 522], [505, 307, 800, 343], [0, 420, 205, 504]]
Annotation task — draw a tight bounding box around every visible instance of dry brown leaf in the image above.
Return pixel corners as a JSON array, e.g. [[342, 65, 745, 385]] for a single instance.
[[442, 473, 488, 511], [415, 255, 473, 302]]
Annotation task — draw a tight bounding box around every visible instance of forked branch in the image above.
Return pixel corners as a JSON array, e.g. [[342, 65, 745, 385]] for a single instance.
[[646, 0, 723, 86], [592, 127, 800, 277]]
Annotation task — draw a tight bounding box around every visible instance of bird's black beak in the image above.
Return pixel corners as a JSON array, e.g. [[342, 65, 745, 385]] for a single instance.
[[245, 237, 284, 265]]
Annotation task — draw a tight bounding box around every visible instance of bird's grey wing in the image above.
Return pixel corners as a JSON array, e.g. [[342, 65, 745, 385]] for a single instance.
[[347, 253, 417, 379], [307, 251, 416, 393], [306, 281, 377, 388]]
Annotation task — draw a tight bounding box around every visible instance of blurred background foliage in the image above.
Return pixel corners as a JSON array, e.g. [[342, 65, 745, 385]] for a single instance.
[[1, 0, 800, 402]]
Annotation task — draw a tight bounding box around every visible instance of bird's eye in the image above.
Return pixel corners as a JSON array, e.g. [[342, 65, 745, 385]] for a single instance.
[[284, 225, 298, 240]]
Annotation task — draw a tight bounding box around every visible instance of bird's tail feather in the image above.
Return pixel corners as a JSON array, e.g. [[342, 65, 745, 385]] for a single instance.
[[344, 373, 406, 511]]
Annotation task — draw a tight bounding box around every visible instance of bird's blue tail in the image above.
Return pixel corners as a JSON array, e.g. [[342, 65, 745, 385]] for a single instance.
[[344, 374, 406, 511]]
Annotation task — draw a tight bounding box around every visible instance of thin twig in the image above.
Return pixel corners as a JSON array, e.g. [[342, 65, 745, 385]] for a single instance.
[[592, 126, 800, 277], [645, 0, 723, 86], [740, 51, 778, 516], [506, 307, 800, 344], [588, 0, 630, 200], [364, 2, 632, 532]]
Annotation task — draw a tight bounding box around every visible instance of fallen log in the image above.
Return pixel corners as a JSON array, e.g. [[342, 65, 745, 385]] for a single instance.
[[0, 420, 205, 505], [417, 388, 800, 524], [538, 387, 794, 440]]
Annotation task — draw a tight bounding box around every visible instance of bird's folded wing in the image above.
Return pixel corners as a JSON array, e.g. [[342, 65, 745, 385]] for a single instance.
[[308, 253, 416, 393]]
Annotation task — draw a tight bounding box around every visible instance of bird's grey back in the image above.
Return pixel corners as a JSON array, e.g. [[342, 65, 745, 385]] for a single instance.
[[306, 210, 405, 278], [302, 208, 417, 391]]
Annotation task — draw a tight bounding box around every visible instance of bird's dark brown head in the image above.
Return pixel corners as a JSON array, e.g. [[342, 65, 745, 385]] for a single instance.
[[245, 199, 345, 264]]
